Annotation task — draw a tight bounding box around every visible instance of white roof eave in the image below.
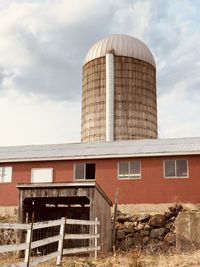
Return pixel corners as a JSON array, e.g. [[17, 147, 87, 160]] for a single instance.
[[0, 150, 199, 163]]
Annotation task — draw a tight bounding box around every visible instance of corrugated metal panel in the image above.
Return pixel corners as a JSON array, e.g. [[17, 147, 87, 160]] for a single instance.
[[0, 137, 200, 162], [84, 34, 156, 67]]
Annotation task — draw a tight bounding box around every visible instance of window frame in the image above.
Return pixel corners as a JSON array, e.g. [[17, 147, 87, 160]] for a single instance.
[[0, 166, 12, 183], [31, 168, 54, 183], [74, 163, 96, 180], [163, 159, 189, 179], [118, 160, 141, 180]]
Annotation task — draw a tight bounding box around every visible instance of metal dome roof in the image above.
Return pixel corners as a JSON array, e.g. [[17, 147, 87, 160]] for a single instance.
[[84, 34, 156, 67]]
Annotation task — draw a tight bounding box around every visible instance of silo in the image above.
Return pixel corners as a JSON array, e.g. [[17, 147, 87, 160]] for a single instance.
[[81, 34, 157, 142]]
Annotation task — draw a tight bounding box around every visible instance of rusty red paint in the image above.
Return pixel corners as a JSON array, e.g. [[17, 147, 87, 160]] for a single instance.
[[0, 155, 199, 206]]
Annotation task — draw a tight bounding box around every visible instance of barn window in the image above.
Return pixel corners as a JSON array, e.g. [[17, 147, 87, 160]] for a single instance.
[[164, 160, 188, 178], [31, 168, 53, 183], [0, 167, 12, 183], [74, 163, 96, 180], [118, 161, 141, 179]]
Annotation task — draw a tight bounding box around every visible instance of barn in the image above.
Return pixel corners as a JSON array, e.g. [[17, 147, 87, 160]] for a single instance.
[[0, 137, 200, 215], [0, 34, 199, 217]]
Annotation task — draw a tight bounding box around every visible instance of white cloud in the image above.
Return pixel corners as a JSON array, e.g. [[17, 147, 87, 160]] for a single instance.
[[0, 89, 80, 146], [110, 0, 152, 40], [158, 82, 200, 138]]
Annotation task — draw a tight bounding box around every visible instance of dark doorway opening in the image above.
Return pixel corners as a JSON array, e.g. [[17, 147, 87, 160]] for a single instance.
[[23, 196, 90, 255], [23, 196, 90, 221]]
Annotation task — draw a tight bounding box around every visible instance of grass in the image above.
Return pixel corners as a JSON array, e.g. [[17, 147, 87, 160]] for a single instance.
[[1, 249, 200, 266], [30, 250, 200, 267]]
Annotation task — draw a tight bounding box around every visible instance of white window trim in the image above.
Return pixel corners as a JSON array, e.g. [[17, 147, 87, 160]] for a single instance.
[[118, 161, 141, 180], [31, 168, 53, 183], [0, 166, 12, 183], [74, 163, 96, 180], [163, 160, 189, 179]]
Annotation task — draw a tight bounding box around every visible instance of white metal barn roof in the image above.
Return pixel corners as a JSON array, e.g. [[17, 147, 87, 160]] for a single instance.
[[84, 34, 156, 67], [0, 137, 199, 162]]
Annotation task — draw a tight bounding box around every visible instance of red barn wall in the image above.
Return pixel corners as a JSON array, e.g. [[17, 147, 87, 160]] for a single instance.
[[0, 155, 200, 206]]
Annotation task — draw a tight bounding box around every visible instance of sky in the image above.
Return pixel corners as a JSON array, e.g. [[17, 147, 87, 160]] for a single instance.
[[0, 0, 199, 146]]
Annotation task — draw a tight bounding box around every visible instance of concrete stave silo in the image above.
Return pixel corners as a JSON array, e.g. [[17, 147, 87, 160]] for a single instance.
[[81, 34, 157, 142]]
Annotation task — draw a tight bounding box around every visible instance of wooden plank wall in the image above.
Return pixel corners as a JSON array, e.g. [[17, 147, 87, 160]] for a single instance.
[[18, 185, 112, 253], [93, 187, 112, 252]]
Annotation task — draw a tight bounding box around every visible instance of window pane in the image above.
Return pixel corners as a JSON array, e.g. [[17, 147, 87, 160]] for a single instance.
[[177, 160, 188, 177], [130, 161, 140, 178], [165, 160, 175, 177], [0, 167, 12, 183], [118, 162, 129, 179], [75, 164, 85, 180]]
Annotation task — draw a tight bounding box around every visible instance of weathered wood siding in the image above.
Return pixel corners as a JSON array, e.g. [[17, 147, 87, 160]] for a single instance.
[[18, 183, 112, 253], [94, 186, 112, 252]]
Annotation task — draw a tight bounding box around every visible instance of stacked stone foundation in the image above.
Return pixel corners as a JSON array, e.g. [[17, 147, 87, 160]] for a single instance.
[[114, 204, 183, 253]]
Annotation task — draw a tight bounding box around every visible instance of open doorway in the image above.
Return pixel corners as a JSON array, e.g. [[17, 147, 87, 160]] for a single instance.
[[23, 196, 90, 255]]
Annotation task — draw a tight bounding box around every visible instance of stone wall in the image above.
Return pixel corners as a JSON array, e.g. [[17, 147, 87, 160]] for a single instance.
[[114, 204, 183, 252]]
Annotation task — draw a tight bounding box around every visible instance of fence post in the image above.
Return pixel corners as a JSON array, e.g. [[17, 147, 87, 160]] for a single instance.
[[56, 217, 66, 266], [94, 217, 98, 258], [24, 222, 33, 267], [113, 189, 119, 248]]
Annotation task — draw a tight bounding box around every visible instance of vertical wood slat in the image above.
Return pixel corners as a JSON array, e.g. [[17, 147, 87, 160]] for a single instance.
[[94, 217, 98, 258], [24, 221, 33, 267], [56, 217, 66, 266], [93, 186, 112, 252], [112, 189, 119, 247]]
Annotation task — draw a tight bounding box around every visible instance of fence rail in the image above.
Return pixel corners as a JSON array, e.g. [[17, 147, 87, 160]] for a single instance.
[[0, 217, 100, 267]]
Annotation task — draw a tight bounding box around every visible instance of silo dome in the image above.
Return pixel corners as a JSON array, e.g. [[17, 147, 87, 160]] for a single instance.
[[81, 34, 157, 142], [84, 34, 156, 67]]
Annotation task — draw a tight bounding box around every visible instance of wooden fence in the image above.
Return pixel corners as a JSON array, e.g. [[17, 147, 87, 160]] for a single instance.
[[0, 217, 100, 267]]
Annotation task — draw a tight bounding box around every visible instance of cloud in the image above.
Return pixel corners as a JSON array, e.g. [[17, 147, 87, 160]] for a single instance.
[[0, 89, 81, 146], [0, 0, 118, 100], [158, 82, 200, 138]]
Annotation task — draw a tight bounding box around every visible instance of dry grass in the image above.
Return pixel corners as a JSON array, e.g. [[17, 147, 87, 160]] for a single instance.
[[0, 214, 17, 223], [1, 250, 200, 266], [0, 252, 21, 266], [34, 250, 200, 267]]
